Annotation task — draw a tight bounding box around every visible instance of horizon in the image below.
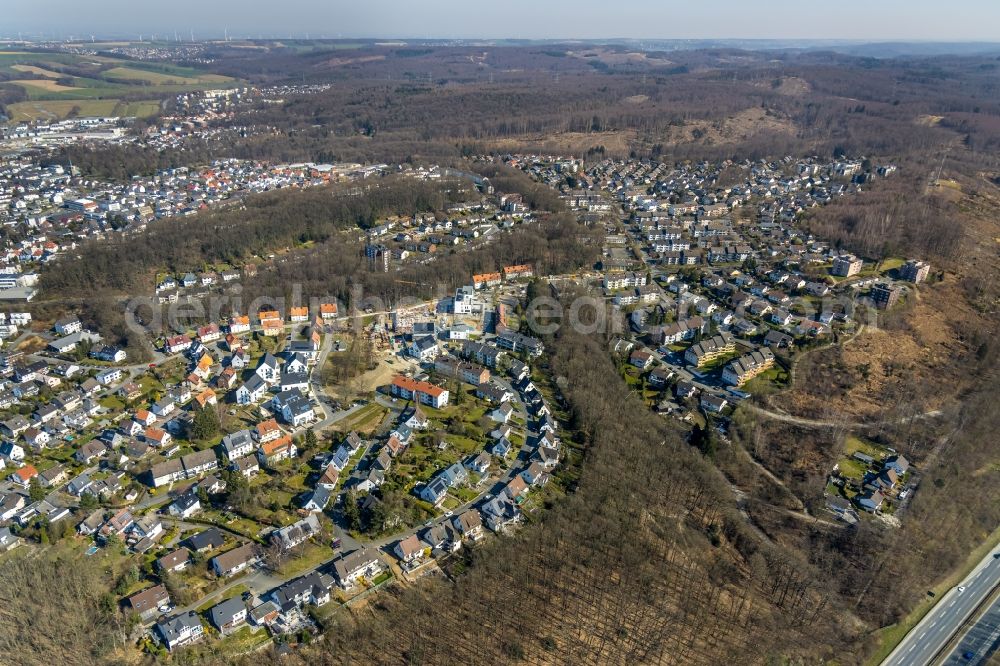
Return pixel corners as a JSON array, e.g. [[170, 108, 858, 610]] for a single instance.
[[4, 0, 999, 42], [4, 36, 1000, 45]]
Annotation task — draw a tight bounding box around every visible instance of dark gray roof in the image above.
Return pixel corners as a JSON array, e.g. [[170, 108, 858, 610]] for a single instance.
[[208, 596, 247, 629], [220, 429, 253, 455], [185, 527, 224, 551]]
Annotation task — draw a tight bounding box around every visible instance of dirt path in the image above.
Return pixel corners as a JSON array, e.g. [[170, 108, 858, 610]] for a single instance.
[[744, 403, 943, 430]]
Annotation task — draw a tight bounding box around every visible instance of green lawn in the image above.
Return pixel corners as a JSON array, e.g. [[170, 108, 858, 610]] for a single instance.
[[215, 625, 271, 654], [844, 435, 886, 460], [276, 542, 335, 577], [99, 395, 126, 410], [196, 584, 249, 612], [370, 570, 393, 586], [697, 350, 741, 372], [739, 361, 789, 392], [453, 487, 480, 502], [878, 257, 906, 274], [334, 403, 388, 434], [837, 457, 869, 481], [104, 66, 233, 86]]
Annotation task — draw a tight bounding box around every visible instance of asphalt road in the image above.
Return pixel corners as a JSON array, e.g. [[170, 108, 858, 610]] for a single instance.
[[882, 549, 1000, 666], [942, 592, 1000, 666]]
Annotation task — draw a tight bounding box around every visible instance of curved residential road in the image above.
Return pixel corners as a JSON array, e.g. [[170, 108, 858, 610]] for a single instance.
[[882, 547, 1000, 666]]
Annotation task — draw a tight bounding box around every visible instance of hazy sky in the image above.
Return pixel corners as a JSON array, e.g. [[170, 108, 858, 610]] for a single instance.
[[4, 0, 999, 41]]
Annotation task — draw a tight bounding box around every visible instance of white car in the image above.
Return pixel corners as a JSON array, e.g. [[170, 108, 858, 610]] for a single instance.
[[957, 586, 966, 593]]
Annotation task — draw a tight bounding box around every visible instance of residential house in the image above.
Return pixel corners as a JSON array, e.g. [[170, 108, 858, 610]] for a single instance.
[[8, 464, 37, 488], [419, 477, 449, 506], [165, 335, 192, 355], [185, 527, 225, 553], [157, 548, 191, 574], [257, 435, 296, 468], [125, 584, 171, 622], [38, 464, 67, 488], [481, 495, 521, 533], [211, 543, 261, 577], [278, 393, 315, 428], [147, 459, 184, 488], [271, 572, 333, 612], [504, 474, 529, 501], [390, 375, 450, 408], [884, 455, 910, 477], [0, 493, 26, 522], [495, 330, 544, 357], [228, 315, 251, 335], [167, 493, 202, 519], [0, 441, 25, 464], [236, 375, 267, 405], [253, 418, 282, 443], [722, 348, 776, 386], [464, 451, 491, 476], [197, 323, 221, 343], [208, 597, 248, 635], [453, 509, 485, 542], [220, 429, 255, 460], [408, 335, 439, 361], [74, 439, 107, 464], [53, 316, 83, 336], [151, 397, 176, 418], [332, 548, 383, 589], [521, 462, 548, 487], [630, 350, 654, 370], [180, 449, 219, 478], [231, 455, 260, 478], [271, 514, 320, 551], [394, 534, 425, 564], [155, 612, 204, 651], [144, 427, 171, 448], [489, 402, 514, 424], [700, 393, 729, 413], [0, 527, 20, 552], [255, 353, 280, 384], [856, 489, 885, 513]]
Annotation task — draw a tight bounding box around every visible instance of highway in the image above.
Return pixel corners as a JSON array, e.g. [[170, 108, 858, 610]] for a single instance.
[[882, 548, 1000, 666], [942, 592, 1000, 665]]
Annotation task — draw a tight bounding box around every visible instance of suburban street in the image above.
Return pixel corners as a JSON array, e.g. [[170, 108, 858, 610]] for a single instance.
[[882, 549, 1000, 666]]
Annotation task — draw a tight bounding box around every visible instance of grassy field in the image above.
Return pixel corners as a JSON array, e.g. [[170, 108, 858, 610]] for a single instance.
[[878, 257, 906, 274], [7, 97, 160, 122], [335, 403, 389, 434], [276, 542, 336, 577], [9, 64, 64, 77], [104, 66, 231, 86], [845, 435, 886, 459], [10, 79, 80, 93], [196, 584, 250, 612], [0, 50, 238, 124]]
